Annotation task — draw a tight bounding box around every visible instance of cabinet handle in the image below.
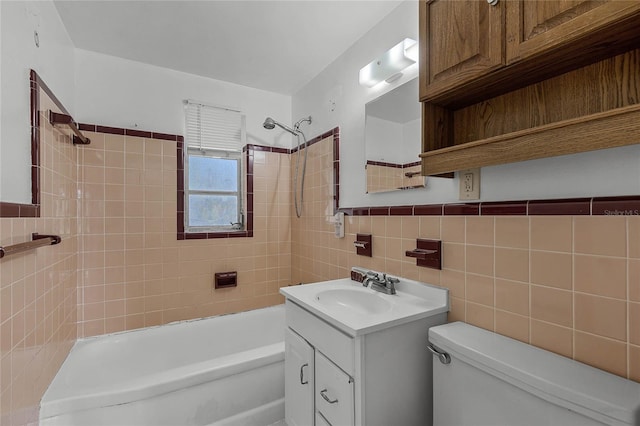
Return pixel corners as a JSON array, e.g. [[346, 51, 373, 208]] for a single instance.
[[487, 0, 499, 5], [320, 389, 339, 404], [300, 363, 309, 385]]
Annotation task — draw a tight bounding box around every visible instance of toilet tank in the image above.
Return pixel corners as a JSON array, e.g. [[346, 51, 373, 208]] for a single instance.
[[428, 322, 640, 426]]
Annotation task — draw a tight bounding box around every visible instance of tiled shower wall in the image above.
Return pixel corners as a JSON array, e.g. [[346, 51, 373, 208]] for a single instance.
[[0, 89, 78, 425], [76, 132, 289, 337], [291, 136, 640, 382]]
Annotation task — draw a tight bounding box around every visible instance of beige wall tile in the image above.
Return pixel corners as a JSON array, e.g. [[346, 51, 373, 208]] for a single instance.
[[531, 285, 572, 327], [530, 250, 572, 290], [574, 216, 626, 257], [419, 217, 440, 239], [495, 217, 529, 249], [495, 278, 529, 316], [630, 217, 640, 259], [574, 331, 627, 377], [574, 255, 626, 299], [466, 216, 494, 246], [401, 217, 420, 240], [466, 273, 494, 306], [442, 243, 465, 271], [440, 269, 465, 298], [530, 320, 572, 358], [386, 218, 402, 239], [530, 216, 572, 252], [495, 310, 529, 343], [466, 302, 494, 331], [442, 216, 465, 243], [574, 293, 626, 341], [630, 259, 640, 302], [448, 297, 465, 322], [630, 302, 640, 346], [630, 345, 640, 382], [495, 248, 529, 282], [466, 245, 494, 276]]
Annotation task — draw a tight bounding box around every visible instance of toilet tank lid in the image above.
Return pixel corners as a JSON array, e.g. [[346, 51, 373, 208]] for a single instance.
[[429, 322, 640, 426]]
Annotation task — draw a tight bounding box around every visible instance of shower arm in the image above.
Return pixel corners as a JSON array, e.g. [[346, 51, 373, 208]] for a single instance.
[[293, 116, 312, 132]]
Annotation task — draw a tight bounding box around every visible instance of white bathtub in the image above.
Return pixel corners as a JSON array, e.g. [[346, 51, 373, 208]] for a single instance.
[[40, 305, 285, 426]]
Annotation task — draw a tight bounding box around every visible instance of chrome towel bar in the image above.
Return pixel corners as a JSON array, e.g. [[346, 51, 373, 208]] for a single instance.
[[0, 233, 61, 259]]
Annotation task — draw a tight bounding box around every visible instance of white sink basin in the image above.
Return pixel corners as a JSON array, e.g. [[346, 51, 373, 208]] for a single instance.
[[280, 276, 449, 336], [315, 289, 392, 315]]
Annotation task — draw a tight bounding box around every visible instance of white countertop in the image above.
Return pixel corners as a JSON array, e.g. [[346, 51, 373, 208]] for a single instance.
[[280, 277, 449, 336]]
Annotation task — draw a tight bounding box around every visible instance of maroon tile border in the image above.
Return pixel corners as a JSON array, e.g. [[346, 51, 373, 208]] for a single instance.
[[413, 204, 443, 215], [367, 160, 403, 169], [528, 198, 591, 215], [79, 123, 184, 143], [366, 160, 421, 169], [370, 207, 390, 216], [480, 201, 527, 216], [592, 196, 640, 216], [1, 70, 47, 217], [338, 196, 640, 217], [390, 206, 414, 215], [331, 129, 340, 214], [444, 203, 480, 215]]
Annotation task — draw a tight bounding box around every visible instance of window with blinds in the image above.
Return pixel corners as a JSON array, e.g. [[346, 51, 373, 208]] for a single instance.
[[184, 101, 245, 232]]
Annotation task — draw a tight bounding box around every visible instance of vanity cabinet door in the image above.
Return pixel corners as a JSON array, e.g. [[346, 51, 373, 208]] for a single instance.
[[315, 351, 354, 426], [420, 0, 504, 101], [285, 328, 315, 426]]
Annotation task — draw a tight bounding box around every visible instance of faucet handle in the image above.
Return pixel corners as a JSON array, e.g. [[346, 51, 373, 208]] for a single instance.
[[386, 276, 399, 284]]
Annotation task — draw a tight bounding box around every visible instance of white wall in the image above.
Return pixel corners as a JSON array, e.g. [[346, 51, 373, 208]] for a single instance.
[[365, 117, 420, 165], [74, 49, 293, 149], [0, 0, 75, 204], [365, 117, 402, 163], [403, 118, 420, 164], [293, 0, 640, 208]]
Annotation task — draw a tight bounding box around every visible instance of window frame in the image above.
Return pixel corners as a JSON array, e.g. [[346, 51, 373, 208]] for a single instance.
[[184, 147, 244, 233], [182, 100, 246, 235]]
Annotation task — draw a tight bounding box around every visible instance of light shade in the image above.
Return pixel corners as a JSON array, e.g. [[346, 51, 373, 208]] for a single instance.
[[359, 38, 418, 88]]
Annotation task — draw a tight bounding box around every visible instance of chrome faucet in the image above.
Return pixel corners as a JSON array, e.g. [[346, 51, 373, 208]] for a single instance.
[[363, 271, 398, 295]]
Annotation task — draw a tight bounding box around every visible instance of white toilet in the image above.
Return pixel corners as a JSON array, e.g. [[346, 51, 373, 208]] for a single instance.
[[429, 322, 640, 426]]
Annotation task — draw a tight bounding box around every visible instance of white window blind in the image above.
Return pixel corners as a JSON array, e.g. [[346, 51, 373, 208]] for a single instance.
[[185, 101, 245, 152]]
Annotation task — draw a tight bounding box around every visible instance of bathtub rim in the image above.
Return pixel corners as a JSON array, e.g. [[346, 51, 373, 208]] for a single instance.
[[40, 304, 285, 420]]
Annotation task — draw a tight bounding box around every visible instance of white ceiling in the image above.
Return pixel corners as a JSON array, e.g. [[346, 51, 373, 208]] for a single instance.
[[54, 0, 404, 95]]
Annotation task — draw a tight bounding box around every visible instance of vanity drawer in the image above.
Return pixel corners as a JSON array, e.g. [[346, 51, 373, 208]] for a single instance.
[[315, 351, 355, 426], [286, 301, 354, 374]]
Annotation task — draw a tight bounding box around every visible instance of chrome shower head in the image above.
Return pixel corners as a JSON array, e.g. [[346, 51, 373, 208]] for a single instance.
[[263, 117, 276, 130], [262, 117, 297, 135]]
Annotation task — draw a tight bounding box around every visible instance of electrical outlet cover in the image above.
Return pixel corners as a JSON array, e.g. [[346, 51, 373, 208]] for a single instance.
[[459, 168, 480, 200]]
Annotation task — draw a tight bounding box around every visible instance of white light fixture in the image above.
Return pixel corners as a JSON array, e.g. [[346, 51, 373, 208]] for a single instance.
[[359, 38, 418, 88]]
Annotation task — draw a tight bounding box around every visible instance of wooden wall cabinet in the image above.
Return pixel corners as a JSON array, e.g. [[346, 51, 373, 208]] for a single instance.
[[419, 0, 640, 175]]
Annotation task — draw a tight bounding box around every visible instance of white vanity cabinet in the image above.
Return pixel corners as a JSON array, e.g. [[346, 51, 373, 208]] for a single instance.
[[282, 276, 449, 426], [315, 351, 354, 426], [285, 328, 315, 426]]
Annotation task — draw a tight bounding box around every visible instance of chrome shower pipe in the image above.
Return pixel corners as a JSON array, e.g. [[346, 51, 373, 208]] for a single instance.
[[262, 115, 312, 218], [293, 116, 312, 132], [262, 117, 297, 135]]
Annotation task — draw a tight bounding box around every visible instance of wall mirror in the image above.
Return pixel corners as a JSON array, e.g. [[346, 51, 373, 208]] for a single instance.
[[364, 77, 424, 194]]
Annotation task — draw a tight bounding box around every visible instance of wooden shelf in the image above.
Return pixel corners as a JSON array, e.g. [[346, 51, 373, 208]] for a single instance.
[[420, 104, 640, 176]]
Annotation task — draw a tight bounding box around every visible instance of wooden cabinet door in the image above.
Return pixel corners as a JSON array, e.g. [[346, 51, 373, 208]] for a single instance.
[[506, 0, 640, 64], [420, 0, 504, 101], [285, 328, 315, 426]]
